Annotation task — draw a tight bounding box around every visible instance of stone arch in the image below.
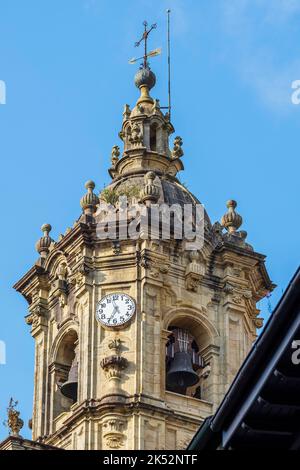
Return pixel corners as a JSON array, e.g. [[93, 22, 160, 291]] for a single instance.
[[163, 306, 220, 351], [49, 323, 79, 422], [50, 321, 79, 364], [150, 122, 158, 151], [44, 250, 69, 280], [163, 306, 220, 401]]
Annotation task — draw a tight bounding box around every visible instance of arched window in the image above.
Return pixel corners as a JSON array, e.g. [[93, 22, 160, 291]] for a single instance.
[[52, 330, 78, 419], [150, 123, 158, 151], [166, 326, 204, 398]]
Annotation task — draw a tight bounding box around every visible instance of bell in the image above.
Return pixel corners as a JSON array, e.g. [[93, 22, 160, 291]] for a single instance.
[[167, 351, 199, 391], [60, 356, 78, 402]]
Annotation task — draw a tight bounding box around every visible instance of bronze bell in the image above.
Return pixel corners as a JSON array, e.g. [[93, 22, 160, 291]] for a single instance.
[[167, 351, 199, 391], [60, 351, 78, 402]]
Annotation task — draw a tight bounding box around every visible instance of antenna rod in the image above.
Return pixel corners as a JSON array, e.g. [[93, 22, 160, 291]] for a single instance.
[[167, 9, 172, 119]]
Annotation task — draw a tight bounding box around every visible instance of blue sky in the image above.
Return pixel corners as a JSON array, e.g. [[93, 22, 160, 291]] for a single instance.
[[0, 0, 299, 440]]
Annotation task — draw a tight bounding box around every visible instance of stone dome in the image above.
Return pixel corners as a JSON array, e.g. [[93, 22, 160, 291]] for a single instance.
[[101, 175, 212, 227]]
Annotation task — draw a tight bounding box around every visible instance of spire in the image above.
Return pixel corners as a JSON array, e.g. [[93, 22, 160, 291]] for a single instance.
[[109, 20, 183, 181]]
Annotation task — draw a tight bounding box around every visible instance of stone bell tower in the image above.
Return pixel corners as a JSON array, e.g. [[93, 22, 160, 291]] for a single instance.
[[14, 61, 274, 450]]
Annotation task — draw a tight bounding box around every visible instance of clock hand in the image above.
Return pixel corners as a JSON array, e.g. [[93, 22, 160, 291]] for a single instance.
[[109, 306, 119, 321]]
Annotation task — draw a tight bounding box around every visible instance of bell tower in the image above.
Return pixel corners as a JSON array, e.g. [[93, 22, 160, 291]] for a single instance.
[[14, 40, 274, 450]]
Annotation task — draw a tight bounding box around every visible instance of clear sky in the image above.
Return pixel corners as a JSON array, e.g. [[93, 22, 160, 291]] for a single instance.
[[0, 0, 299, 440]]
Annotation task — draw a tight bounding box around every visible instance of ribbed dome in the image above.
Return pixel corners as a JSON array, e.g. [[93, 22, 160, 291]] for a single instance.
[[102, 175, 211, 226]]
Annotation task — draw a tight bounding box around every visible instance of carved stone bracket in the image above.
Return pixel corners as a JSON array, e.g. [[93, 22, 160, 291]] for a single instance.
[[108, 338, 123, 355], [185, 251, 205, 292], [26, 300, 48, 329], [102, 418, 127, 449], [51, 279, 68, 307], [69, 262, 91, 289]]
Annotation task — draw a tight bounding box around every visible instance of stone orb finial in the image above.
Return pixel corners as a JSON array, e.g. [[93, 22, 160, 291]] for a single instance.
[[35, 223, 54, 257], [134, 66, 156, 91], [85, 180, 96, 191], [221, 199, 243, 233], [41, 223, 52, 234], [226, 200, 237, 210], [80, 180, 99, 214]]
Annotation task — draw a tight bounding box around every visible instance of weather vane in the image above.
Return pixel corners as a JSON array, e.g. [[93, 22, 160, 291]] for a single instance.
[[129, 20, 161, 68], [129, 11, 172, 119]]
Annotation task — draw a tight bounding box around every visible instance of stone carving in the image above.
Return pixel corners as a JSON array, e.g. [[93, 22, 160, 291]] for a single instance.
[[101, 344, 129, 400], [254, 318, 264, 329], [152, 99, 161, 114], [185, 251, 205, 292], [59, 293, 67, 308], [140, 255, 150, 269], [70, 262, 91, 288], [57, 263, 68, 281], [129, 122, 143, 146], [111, 145, 120, 167], [231, 267, 242, 278], [171, 136, 184, 159], [221, 200, 242, 234], [148, 261, 170, 280], [5, 399, 24, 437], [26, 304, 47, 328], [232, 295, 243, 305], [101, 355, 128, 379], [123, 104, 131, 120], [103, 418, 127, 449], [200, 364, 211, 380], [224, 282, 235, 294], [141, 171, 160, 205], [108, 338, 123, 355], [177, 435, 192, 450], [35, 224, 54, 259]]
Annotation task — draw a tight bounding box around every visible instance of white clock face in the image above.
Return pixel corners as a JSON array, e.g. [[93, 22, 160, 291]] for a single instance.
[[96, 293, 136, 328]]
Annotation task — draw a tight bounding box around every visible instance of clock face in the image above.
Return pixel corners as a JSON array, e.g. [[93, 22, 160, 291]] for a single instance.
[[96, 293, 136, 328]]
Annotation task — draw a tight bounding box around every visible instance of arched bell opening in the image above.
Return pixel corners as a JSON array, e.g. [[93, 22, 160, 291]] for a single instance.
[[166, 326, 204, 399], [52, 330, 79, 419], [150, 123, 158, 152]]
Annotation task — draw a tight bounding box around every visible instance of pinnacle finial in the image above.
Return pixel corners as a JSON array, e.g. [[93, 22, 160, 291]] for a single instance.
[[134, 66, 156, 105], [5, 398, 24, 437], [171, 136, 184, 159], [80, 180, 99, 215], [141, 171, 160, 206], [35, 223, 54, 257], [85, 180, 96, 191], [111, 145, 120, 167], [221, 200, 243, 233]]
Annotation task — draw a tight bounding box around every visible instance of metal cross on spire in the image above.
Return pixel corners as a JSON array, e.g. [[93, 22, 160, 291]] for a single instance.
[[129, 20, 161, 67]]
